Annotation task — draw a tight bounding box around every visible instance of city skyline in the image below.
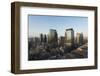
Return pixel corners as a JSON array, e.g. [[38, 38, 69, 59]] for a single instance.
[[28, 28, 87, 60], [28, 15, 88, 38]]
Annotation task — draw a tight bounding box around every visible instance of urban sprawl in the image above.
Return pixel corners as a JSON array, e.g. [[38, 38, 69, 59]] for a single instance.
[[28, 28, 88, 60]]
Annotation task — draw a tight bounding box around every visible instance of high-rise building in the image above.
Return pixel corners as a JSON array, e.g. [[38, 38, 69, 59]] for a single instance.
[[65, 28, 74, 48], [44, 34, 47, 43], [59, 36, 65, 46], [40, 33, 43, 43], [48, 29, 58, 45], [40, 34, 47, 43], [76, 33, 83, 46]]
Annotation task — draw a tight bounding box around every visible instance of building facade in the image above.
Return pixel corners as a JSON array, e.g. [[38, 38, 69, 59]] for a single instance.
[[59, 36, 65, 46], [44, 34, 47, 43], [65, 28, 74, 48], [76, 33, 83, 46], [48, 29, 58, 46], [40, 33, 43, 43]]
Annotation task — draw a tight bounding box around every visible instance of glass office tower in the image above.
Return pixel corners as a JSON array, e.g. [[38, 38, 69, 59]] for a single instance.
[[76, 33, 83, 46], [65, 28, 74, 48], [48, 29, 58, 46]]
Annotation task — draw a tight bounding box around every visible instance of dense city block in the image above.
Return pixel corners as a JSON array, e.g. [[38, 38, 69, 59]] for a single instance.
[[28, 28, 88, 60]]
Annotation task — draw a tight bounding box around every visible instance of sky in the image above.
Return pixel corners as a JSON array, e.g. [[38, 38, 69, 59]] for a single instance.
[[28, 15, 88, 38]]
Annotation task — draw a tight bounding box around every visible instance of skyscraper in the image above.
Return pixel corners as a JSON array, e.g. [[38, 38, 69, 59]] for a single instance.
[[44, 34, 47, 43], [76, 33, 83, 46], [65, 28, 74, 48], [48, 29, 58, 46], [59, 36, 65, 46], [40, 33, 43, 43]]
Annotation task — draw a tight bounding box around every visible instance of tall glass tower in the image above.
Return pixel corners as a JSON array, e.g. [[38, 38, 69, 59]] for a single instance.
[[48, 29, 58, 46], [76, 33, 83, 46], [65, 28, 74, 48]]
